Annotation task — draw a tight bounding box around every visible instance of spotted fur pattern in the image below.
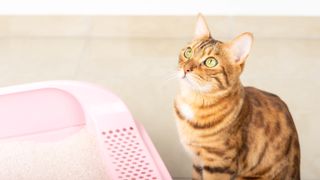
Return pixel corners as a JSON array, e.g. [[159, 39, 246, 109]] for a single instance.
[[174, 20, 300, 180]]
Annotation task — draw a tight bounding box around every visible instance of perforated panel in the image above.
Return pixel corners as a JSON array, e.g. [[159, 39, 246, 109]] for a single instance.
[[101, 127, 159, 180]]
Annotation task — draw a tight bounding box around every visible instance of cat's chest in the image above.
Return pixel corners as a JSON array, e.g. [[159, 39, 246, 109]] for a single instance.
[[176, 101, 195, 121], [175, 100, 199, 121]]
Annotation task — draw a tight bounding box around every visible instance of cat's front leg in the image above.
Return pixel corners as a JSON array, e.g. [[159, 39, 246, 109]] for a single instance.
[[192, 164, 203, 180]]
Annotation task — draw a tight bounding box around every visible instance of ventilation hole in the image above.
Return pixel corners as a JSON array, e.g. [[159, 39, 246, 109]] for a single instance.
[[149, 170, 153, 172], [129, 127, 134, 130], [116, 129, 120, 133], [106, 136, 110, 139], [109, 130, 113, 134], [114, 135, 118, 138], [102, 131, 106, 135]]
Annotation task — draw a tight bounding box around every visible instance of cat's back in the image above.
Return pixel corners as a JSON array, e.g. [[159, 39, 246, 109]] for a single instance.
[[244, 86, 298, 140], [241, 86, 300, 179], [245, 86, 293, 125]]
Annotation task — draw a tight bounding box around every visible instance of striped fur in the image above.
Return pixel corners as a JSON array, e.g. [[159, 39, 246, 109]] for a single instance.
[[174, 28, 300, 179]]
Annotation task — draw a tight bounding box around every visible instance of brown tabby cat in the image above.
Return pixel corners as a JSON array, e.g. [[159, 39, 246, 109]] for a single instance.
[[174, 14, 300, 180]]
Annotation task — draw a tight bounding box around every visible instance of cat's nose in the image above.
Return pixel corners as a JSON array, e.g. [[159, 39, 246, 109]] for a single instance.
[[184, 63, 196, 74]]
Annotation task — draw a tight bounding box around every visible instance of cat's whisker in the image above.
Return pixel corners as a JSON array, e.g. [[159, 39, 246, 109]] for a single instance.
[[159, 72, 180, 87]]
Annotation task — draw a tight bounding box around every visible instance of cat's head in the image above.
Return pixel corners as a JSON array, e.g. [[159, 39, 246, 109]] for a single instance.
[[178, 14, 253, 93]]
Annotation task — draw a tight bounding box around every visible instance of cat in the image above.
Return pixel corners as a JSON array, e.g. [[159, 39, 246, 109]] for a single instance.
[[173, 14, 300, 180]]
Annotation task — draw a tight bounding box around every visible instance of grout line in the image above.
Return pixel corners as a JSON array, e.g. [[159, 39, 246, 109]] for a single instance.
[[71, 16, 94, 80], [1, 36, 320, 41]]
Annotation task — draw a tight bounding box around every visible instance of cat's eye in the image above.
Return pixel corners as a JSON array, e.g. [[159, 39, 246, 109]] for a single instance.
[[184, 47, 192, 59], [204, 57, 218, 68]]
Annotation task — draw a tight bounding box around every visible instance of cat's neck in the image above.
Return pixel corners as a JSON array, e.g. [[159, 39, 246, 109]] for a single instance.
[[177, 80, 247, 133], [178, 81, 245, 107]]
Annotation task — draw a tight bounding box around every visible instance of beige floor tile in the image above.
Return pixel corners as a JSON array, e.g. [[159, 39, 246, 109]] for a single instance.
[[0, 38, 87, 86], [0, 17, 11, 37], [91, 16, 233, 39], [229, 16, 320, 39], [3, 16, 91, 37]]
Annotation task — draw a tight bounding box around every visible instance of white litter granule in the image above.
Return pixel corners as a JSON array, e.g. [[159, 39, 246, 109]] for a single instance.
[[0, 129, 110, 180]]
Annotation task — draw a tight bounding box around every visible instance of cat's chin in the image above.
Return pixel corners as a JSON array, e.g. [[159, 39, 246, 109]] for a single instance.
[[179, 78, 212, 94]]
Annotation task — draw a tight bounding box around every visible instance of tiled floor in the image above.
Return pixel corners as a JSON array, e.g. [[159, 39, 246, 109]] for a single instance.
[[0, 16, 319, 179], [0, 37, 319, 179]]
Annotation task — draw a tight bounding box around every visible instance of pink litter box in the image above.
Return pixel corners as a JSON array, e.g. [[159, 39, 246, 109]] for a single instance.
[[0, 80, 172, 180]]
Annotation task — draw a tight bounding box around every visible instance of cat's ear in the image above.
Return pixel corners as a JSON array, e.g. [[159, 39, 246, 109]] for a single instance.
[[194, 13, 211, 39], [227, 32, 254, 64]]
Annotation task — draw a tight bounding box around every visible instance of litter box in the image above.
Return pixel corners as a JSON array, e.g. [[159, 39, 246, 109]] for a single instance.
[[0, 81, 171, 180]]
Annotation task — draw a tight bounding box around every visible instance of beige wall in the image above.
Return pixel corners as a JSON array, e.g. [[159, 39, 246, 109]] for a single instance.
[[0, 16, 319, 179]]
